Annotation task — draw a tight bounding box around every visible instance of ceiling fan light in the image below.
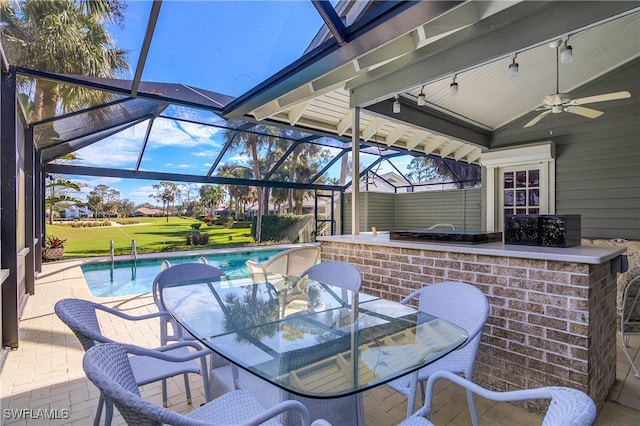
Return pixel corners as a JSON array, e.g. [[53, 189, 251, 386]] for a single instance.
[[508, 62, 519, 79], [560, 44, 573, 63], [417, 93, 426, 106], [449, 82, 458, 96], [393, 97, 401, 113]]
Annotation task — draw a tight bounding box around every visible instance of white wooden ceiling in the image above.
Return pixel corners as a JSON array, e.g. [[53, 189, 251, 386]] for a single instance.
[[236, 1, 640, 165]]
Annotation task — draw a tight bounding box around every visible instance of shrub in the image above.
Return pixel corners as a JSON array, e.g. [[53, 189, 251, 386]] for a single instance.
[[251, 214, 312, 242]]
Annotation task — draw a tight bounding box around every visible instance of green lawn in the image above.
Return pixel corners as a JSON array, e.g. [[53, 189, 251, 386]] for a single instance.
[[45, 217, 255, 258]]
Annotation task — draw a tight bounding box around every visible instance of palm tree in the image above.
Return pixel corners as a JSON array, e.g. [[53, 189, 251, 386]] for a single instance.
[[222, 126, 280, 242], [45, 179, 82, 225], [150, 181, 178, 222], [1, 0, 129, 123], [199, 184, 224, 218]]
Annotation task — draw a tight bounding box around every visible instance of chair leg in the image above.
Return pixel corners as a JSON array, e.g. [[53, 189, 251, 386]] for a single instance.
[[103, 397, 114, 426], [162, 378, 168, 407], [621, 332, 640, 379], [94, 393, 104, 426], [183, 373, 192, 404], [356, 393, 366, 426], [406, 372, 419, 419], [466, 388, 479, 426]]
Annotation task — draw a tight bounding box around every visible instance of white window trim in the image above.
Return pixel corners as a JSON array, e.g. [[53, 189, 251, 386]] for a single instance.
[[481, 141, 556, 232]]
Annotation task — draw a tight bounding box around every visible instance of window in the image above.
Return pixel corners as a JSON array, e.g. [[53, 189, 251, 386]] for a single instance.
[[481, 142, 555, 233]]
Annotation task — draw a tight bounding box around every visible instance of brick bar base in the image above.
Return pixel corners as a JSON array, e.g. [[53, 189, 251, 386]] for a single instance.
[[319, 241, 617, 414]]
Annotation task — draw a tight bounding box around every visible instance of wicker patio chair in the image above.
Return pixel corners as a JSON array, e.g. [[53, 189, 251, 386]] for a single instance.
[[55, 298, 211, 426], [152, 263, 226, 346], [300, 260, 362, 291], [83, 343, 332, 426], [399, 370, 596, 426], [152, 263, 230, 404], [620, 270, 640, 378], [386, 281, 490, 423], [294, 261, 364, 425], [246, 246, 321, 278]]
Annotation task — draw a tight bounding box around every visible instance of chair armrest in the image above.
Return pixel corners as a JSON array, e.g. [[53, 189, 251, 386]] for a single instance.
[[125, 341, 211, 363], [237, 399, 312, 426], [417, 371, 552, 419], [245, 259, 263, 274], [400, 289, 422, 305], [96, 303, 172, 322]]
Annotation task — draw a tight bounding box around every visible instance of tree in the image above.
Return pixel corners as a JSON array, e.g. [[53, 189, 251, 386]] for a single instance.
[[406, 157, 440, 184], [222, 125, 280, 241], [199, 185, 224, 218], [45, 178, 82, 224], [150, 181, 178, 222], [87, 183, 120, 217], [175, 183, 199, 216], [1, 0, 128, 123]]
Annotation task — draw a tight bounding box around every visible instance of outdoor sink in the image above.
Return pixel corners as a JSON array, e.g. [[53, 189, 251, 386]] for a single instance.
[[389, 229, 502, 244]]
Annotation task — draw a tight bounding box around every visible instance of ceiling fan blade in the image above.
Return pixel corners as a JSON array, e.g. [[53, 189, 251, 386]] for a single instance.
[[524, 110, 551, 128], [565, 105, 604, 119], [571, 91, 631, 105]]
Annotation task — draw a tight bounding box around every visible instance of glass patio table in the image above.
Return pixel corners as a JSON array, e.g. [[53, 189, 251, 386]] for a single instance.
[[160, 272, 468, 399]]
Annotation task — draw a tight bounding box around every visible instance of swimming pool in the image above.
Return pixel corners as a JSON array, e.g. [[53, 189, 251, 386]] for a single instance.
[[81, 248, 285, 297]]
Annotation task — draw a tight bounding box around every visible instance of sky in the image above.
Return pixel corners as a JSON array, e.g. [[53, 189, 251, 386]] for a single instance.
[[65, 1, 328, 206], [58, 1, 417, 208]]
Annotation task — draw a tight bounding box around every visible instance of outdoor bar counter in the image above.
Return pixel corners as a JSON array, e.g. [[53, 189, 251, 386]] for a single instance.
[[317, 233, 626, 413]]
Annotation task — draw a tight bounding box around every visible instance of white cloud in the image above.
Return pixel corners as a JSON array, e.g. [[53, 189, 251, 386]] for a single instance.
[[148, 118, 222, 149]]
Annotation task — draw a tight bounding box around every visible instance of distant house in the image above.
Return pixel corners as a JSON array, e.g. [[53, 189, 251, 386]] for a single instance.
[[133, 207, 163, 217], [63, 205, 93, 219], [345, 171, 458, 193], [215, 202, 236, 218]]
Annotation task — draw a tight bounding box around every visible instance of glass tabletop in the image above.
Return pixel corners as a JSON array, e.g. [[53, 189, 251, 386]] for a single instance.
[[160, 272, 468, 398]]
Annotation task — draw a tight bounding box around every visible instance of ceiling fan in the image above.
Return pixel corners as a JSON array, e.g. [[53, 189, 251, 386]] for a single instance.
[[523, 41, 631, 128]]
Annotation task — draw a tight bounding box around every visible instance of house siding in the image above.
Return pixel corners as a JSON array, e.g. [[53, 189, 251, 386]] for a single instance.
[[342, 189, 482, 233], [492, 59, 640, 240]]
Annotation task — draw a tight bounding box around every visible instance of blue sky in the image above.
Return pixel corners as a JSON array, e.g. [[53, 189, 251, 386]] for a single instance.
[[64, 1, 416, 208], [69, 1, 329, 206]]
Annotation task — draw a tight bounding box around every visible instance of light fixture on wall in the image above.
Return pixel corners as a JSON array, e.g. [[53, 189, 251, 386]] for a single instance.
[[449, 75, 458, 96], [417, 86, 426, 106], [560, 38, 573, 63], [508, 54, 519, 79], [393, 96, 401, 113]]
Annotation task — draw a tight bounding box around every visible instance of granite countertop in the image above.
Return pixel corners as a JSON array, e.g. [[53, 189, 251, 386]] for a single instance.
[[317, 233, 626, 264]]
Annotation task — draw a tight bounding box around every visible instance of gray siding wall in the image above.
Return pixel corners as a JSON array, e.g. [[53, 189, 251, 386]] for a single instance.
[[342, 189, 481, 234], [395, 189, 481, 230], [492, 59, 640, 240]]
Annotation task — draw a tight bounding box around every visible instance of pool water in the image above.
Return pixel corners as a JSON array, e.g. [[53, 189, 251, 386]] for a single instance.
[[81, 248, 284, 297]]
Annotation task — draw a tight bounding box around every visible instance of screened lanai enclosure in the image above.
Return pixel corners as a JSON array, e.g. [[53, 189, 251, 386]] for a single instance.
[[1, 1, 639, 349]]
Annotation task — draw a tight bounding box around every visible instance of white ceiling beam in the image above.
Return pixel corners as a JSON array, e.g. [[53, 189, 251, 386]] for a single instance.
[[273, 81, 344, 114], [356, 33, 419, 70], [311, 62, 360, 92], [454, 144, 477, 161], [253, 100, 282, 121], [385, 125, 407, 146], [288, 103, 308, 126], [467, 148, 482, 163], [336, 112, 352, 136], [406, 131, 429, 151], [361, 120, 378, 141], [439, 140, 463, 158], [422, 135, 448, 154], [349, 1, 635, 107]]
